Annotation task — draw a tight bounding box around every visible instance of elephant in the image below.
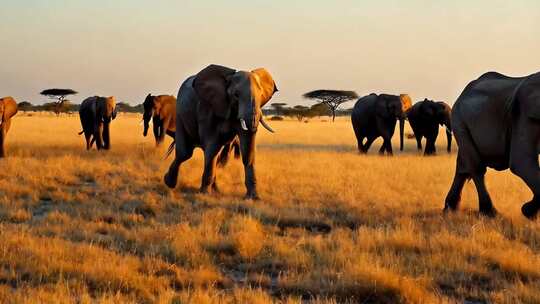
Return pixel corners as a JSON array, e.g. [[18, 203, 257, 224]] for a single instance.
[[163, 64, 278, 199], [78, 96, 117, 150], [406, 99, 452, 155], [351, 93, 412, 155], [0, 97, 18, 157], [142, 94, 176, 146], [444, 71, 540, 219]]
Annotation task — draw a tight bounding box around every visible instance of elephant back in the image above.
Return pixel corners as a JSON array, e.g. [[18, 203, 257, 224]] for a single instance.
[[400, 94, 413, 113]]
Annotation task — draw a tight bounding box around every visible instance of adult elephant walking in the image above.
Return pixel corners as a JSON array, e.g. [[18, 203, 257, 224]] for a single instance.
[[164, 64, 278, 199], [407, 99, 452, 155], [351, 93, 411, 155], [0, 97, 18, 157], [142, 94, 176, 146], [444, 71, 540, 219], [79, 96, 117, 150]]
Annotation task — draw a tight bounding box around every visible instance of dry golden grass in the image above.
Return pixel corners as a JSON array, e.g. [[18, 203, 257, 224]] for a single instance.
[[0, 112, 539, 303]]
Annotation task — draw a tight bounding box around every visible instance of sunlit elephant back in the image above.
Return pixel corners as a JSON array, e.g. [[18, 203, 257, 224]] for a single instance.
[[142, 94, 176, 146], [0, 97, 18, 157], [78, 96, 117, 151], [164, 64, 278, 199]]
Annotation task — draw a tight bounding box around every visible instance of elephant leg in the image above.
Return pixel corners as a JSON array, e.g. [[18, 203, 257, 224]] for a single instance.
[[164, 129, 194, 189], [444, 173, 468, 212], [200, 142, 221, 194], [95, 124, 103, 150], [239, 132, 259, 200], [85, 133, 92, 150], [508, 123, 540, 219], [363, 136, 376, 153], [356, 136, 365, 153], [380, 138, 393, 156], [424, 137, 436, 155], [472, 173, 497, 216], [424, 128, 439, 155], [415, 135, 423, 151]]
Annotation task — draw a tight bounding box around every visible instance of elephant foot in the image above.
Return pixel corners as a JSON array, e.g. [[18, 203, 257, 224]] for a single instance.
[[164, 172, 177, 189], [521, 201, 539, 220], [244, 191, 260, 201], [212, 182, 220, 193], [443, 205, 458, 214], [479, 207, 498, 218]]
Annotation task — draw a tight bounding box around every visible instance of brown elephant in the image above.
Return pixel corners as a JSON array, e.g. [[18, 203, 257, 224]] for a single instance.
[[78, 96, 117, 150], [0, 97, 18, 157], [142, 94, 176, 146]]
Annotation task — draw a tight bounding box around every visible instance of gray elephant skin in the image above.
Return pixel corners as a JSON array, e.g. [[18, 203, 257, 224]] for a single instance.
[[78, 96, 117, 150], [163, 64, 278, 199], [444, 71, 540, 219], [351, 93, 411, 155], [407, 99, 452, 155]]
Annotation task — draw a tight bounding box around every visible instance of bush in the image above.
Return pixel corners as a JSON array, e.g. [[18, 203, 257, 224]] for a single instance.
[[269, 116, 284, 121]]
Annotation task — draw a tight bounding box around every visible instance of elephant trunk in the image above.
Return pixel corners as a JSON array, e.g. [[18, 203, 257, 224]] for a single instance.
[[399, 118, 405, 151], [102, 122, 111, 150]]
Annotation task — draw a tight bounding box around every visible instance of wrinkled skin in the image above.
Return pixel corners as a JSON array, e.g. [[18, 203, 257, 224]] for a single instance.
[[79, 96, 117, 150], [444, 71, 540, 219], [407, 99, 452, 155], [164, 64, 278, 199], [351, 93, 409, 155], [142, 94, 177, 146], [0, 97, 18, 157]]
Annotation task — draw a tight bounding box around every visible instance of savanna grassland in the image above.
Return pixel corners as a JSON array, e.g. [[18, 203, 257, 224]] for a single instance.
[[0, 113, 539, 304]]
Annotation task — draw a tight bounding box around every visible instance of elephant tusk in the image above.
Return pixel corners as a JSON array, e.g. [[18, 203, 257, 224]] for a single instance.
[[240, 119, 248, 131], [260, 117, 275, 133]]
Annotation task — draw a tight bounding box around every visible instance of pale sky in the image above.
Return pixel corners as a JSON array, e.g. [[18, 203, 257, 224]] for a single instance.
[[1, 0, 539, 107]]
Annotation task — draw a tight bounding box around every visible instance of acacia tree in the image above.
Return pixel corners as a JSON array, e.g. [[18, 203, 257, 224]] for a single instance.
[[40, 88, 77, 116], [292, 105, 310, 121], [303, 90, 358, 122]]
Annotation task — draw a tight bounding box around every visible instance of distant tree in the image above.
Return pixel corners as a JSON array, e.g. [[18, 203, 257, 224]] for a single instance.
[[40, 88, 78, 116], [270, 102, 287, 117], [303, 90, 358, 122], [17, 101, 33, 112], [291, 105, 310, 122]]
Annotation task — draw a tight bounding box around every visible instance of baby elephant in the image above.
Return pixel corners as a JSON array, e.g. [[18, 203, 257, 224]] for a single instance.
[[0, 97, 18, 157], [142, 94, 176, 146], [78, 96, 117, 150]]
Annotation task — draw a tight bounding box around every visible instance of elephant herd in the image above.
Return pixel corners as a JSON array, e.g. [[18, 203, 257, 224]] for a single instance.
[[1, 66, 540, 220], [351, 93, 452, 156]]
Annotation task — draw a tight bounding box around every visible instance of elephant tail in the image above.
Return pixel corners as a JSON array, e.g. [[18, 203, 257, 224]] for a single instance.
[[164, 140, 175, 159]]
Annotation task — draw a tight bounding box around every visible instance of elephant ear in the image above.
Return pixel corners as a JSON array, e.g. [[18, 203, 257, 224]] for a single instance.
[[193, 64, 237, 119], [1, 97, 17, 121], [399, 94, 412, 113], [250, 68, 278, 107]]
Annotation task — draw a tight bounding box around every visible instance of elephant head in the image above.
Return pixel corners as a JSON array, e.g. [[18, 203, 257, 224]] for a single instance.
[[422, 99, 452, 152], [193, 64, 278, 133], [142, 93, 155, 137], [377, 94, 408, 151], [96, 96, 116, 149], [0, 97, 18, 127]]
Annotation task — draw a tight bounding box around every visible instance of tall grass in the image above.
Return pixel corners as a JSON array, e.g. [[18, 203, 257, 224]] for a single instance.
[[0, 113, 538, 303]]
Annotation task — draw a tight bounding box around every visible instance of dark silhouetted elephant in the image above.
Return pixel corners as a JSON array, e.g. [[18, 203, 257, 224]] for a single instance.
[[164, 64, 278, 199], [445, 71, 540, 219], [351, 93, 411, 155], [407, 99, 452, 155], [79, 96, 117, 150], [0, 97, 18, 157]]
